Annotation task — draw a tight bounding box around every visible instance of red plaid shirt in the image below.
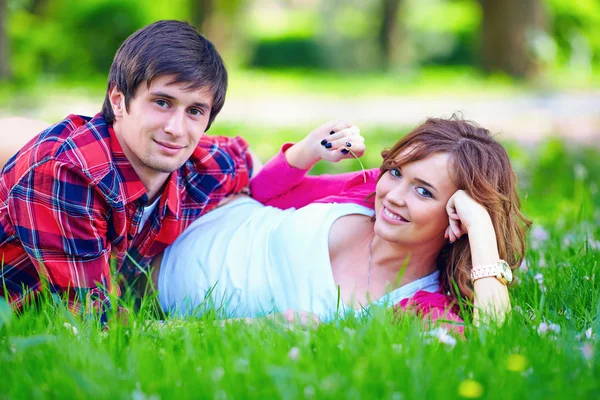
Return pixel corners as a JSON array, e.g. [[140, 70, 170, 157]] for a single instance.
[[0, 113, 252, 319]]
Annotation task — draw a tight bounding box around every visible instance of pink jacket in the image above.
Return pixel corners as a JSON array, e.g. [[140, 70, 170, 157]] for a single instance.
[[250, 144, 464, 334]]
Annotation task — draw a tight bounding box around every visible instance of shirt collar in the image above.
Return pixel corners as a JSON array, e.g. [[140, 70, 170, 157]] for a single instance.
[[107, 119, 180, 216]]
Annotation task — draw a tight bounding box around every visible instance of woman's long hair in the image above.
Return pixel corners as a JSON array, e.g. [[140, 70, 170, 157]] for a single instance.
[[377, 115, 532, 303]]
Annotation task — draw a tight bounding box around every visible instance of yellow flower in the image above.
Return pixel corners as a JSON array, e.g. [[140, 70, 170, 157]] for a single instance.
[[507, 354, 527, 372], [458, 379, 484, 398]]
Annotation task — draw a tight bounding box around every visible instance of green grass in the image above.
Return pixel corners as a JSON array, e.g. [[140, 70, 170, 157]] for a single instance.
[[1, 130, 599, 399]]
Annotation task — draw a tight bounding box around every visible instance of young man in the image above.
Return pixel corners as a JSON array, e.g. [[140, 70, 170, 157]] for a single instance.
[[0, 20, 254, 321]]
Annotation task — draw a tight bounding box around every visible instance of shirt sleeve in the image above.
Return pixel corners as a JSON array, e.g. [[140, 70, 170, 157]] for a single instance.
[[7, 160, 116, 321], [250, 143, 370, 209], [199, 135, 254, 196]]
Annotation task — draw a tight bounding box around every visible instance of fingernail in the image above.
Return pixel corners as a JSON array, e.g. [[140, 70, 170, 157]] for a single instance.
[[320, 139, 327, 146], [345, 142, 351, 147], [341, 149, 349, 154], [329, 130, 335, 135], [325, 143, 333, 149]]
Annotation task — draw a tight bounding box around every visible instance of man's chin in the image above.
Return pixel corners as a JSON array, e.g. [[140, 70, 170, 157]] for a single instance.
[[144, 160, 185, 174]]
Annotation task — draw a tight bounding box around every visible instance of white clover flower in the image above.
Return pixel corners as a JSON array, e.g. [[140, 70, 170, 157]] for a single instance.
[[531, 226, 549, 246], [304, 386, 316, 398], [425, 327, 457, 348], [131, 383, 160, 400], [574, 164, 588, 180], [211, 367, 225, 382], [534, 273, 544, 284], [520, 259, 529, 273], [512, 306, 523, 315], [537, 322, 549, 335], [288, 346, 300, 361], [63, 322, 78, 336], [537, 321, 560, 336], [581, 342, 594, 361]]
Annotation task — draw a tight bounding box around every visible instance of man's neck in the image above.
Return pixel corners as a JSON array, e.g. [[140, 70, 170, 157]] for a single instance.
[[112, 120, 169, 204]]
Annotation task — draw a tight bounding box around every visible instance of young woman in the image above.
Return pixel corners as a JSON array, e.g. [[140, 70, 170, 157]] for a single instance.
[[152, 117, 530, 330]]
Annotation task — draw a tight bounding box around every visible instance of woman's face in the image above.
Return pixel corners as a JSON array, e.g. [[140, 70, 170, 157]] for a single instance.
[[374, 151, 459, 248]]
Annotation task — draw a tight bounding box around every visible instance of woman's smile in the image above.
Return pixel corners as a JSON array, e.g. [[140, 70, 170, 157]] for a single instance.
[[381, 205, 410, 225]]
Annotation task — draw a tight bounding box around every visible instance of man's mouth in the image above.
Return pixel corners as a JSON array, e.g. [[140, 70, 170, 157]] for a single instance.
[[155, 140, 185, 150]]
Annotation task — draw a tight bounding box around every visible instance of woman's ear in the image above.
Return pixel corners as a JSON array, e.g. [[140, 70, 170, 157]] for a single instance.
[[108, 84, 125, 118]]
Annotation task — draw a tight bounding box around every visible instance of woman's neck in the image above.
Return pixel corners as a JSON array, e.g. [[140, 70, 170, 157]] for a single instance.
[[369, 234, 442, 287]]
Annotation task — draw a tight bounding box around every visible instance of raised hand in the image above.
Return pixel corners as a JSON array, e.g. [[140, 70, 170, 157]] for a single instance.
[[285, 120, 365, 170], [443, 189, 492, 243]]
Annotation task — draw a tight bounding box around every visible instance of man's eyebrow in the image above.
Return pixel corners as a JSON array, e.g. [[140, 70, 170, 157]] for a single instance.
[[414, 178, 437, 193], [150, 91, 211, 109]]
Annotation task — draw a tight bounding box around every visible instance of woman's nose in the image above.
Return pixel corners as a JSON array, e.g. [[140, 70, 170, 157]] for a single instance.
[[387, 184, 408, 207]]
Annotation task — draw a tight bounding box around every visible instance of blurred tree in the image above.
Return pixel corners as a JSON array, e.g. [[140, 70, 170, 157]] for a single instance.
[[190, 0, 246, 56], [26, 0, 48, 14], [479, 0, 546, 78], [378, 0, 403, 69], [191, 0, 214, 34], [0, 0, 9, 79]]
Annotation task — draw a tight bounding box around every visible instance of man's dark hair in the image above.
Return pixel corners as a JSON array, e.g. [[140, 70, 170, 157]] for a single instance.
[[101, 20, 227, 131]]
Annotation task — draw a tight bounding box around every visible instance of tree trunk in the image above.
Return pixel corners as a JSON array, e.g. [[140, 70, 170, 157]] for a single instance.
[[0, 0, 9, 80], [378, 0, 402, 70], [191, 0, 215, 36], [480, 0, 546, 78]]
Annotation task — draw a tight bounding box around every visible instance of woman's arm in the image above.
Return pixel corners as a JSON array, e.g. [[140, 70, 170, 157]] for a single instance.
[[250, 120, 369, 209], [445, 190, 511, 326]]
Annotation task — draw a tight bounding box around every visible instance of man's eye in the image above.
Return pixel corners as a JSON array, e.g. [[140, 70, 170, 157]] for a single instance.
[[389, 168, 401, 178], [416, 187, 433, 198], [188, 108, 204, 116], [155, 99, 169, 108]]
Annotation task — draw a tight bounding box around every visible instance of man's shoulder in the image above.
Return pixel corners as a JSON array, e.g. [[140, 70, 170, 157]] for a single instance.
[[1, 114, 116, 189], [188, 134, 250, 173]]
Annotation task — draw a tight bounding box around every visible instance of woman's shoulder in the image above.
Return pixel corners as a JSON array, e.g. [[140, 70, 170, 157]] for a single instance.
[[314, 168, 379, 208]]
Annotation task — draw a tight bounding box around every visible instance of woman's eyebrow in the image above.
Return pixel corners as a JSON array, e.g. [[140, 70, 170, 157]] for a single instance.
[[414, 177, 437, 193]]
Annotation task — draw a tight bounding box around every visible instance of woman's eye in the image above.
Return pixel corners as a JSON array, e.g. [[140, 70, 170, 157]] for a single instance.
[[389, 168, 401, 178], [155, 99, 169, 108], [416, 187, 433, 198]]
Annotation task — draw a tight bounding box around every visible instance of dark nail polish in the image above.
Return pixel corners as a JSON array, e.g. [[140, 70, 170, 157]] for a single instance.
[[330, 130, 335, 135], [346, 142, 352, 147], [341, 148, 349, 154], [325, 143, 333, 149], [320, 139, 327, 146]]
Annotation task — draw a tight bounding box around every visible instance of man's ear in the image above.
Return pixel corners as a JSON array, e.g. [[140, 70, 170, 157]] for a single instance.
[[108, 84, 125, 119]]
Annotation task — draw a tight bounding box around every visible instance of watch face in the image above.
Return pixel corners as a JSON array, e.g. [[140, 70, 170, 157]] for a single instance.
[[501, 261, 513, 283]]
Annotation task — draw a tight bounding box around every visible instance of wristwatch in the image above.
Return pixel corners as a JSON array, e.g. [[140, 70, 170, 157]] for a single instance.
[[470, 260, 513, 285]]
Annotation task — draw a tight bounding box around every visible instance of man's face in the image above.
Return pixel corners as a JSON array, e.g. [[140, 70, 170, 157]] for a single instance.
[[111, 75, 213, 182]]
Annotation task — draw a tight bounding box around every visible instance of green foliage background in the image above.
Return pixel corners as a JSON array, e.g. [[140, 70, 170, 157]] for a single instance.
[[4, 0, 600, 86]]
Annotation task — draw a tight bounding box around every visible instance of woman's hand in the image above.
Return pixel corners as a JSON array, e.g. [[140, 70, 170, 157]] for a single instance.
[[285, 120, 365, 170], [445, 190, 512, 325], [443, 189, 492, 243]]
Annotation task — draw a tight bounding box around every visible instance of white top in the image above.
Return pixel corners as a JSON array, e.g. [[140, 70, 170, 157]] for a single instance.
[[138, 197, 160, 233], [158, 197, 440, 321]]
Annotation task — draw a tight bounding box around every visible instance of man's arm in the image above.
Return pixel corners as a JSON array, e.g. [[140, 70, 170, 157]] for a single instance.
[[7, 160, 116, 321]]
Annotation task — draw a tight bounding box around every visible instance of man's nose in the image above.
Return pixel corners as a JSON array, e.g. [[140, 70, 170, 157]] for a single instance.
[[164, 110, 185, 138]]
